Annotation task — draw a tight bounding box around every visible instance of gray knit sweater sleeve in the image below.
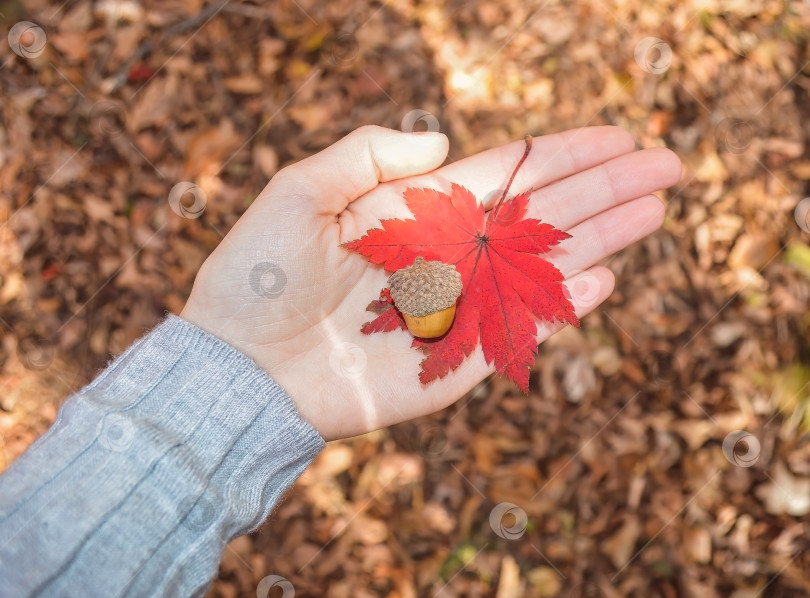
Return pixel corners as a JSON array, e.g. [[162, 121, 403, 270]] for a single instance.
[[0, 314, 325, 597]]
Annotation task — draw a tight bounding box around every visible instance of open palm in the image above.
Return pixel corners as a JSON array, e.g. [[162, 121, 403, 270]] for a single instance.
[[180, 126, 681, 440]]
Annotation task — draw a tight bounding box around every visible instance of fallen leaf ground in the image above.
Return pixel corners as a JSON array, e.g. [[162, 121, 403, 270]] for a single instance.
[[2, 1, 810, 597]]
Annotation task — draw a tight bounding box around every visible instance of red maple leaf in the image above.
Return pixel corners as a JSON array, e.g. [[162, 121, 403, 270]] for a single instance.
[[344, 138, 579, 392]]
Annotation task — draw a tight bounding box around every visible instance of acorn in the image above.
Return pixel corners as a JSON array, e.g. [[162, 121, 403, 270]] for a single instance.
[[388, 257, 462, 338]]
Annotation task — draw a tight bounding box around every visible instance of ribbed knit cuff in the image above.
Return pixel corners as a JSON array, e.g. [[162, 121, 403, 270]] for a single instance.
[[0, 314, 325, 597]]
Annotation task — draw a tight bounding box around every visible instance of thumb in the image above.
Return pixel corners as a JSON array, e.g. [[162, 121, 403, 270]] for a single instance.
[[270, 125, 449, 214]]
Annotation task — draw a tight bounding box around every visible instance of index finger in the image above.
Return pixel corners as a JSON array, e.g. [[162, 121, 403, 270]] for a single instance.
[[350, 126, 636, 219]]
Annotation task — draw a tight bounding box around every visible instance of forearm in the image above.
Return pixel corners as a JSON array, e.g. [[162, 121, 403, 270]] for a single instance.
[[0, 315, 324, 597]]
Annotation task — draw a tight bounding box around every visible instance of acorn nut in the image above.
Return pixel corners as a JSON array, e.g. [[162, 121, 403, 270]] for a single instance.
[[389, 257, 463, 338]]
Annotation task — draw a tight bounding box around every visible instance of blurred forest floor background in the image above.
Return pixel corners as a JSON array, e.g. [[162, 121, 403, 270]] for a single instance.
[[2, 0, 810, 596]]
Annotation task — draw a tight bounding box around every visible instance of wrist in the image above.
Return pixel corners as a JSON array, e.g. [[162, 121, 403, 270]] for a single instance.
[[177, 304, 325, 437]]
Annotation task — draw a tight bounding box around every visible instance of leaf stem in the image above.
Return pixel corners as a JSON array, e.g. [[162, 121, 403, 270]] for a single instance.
[[493, 135, 533, 218]]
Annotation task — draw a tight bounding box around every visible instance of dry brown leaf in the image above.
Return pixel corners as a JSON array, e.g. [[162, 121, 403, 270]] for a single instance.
[[755, 463, 810, 516], [682, 526, 712, 564], [727, 232, 780, 270], [182, 120, 241, 179], [224, 74, 265, 95], [495, 554, 523, 598], [602, 516, 641, 569], [253, 144, 279, 179]]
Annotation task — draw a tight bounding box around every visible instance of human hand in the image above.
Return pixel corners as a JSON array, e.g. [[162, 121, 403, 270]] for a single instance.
[[180, 126, 681, 440]]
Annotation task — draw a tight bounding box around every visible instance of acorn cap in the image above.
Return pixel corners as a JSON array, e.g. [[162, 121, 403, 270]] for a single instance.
[[388, 257, 462, 317]]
